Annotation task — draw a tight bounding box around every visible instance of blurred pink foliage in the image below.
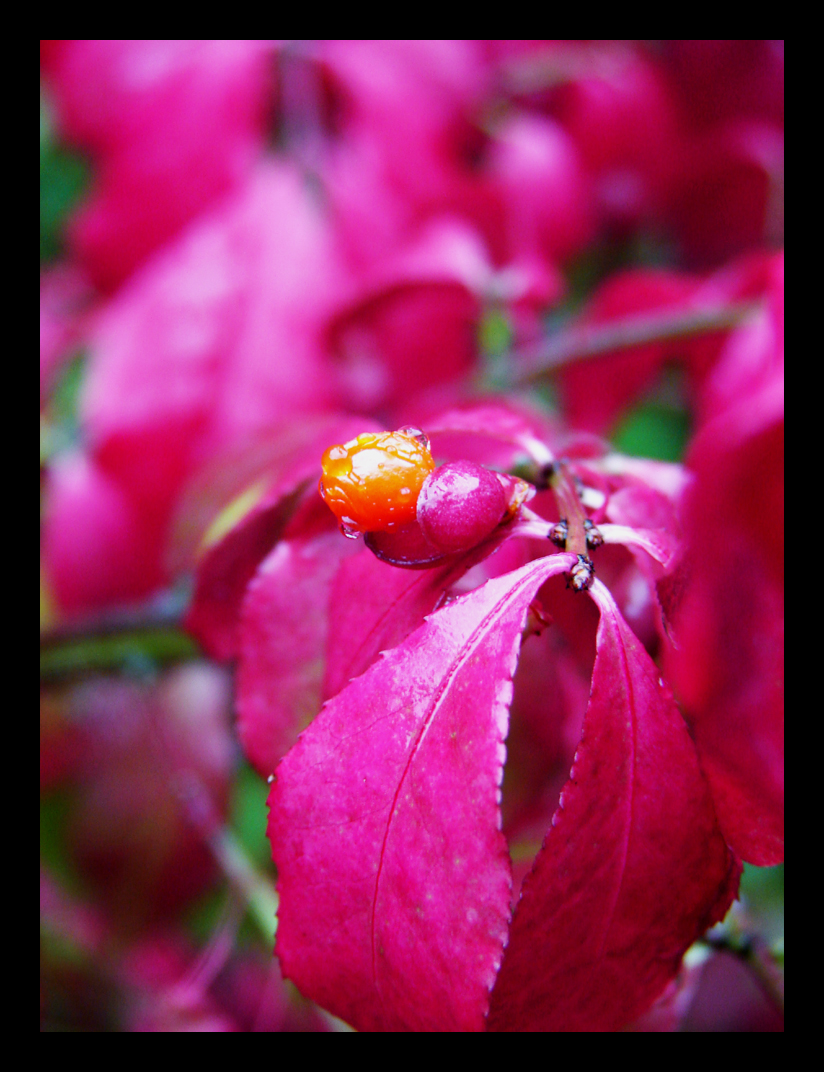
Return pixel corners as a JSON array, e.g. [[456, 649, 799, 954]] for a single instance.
[[41, 40, 276, 291], [41, 40, 783, 1032]]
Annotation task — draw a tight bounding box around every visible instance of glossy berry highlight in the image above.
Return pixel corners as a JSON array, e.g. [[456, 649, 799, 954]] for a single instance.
[[319, 430, 435, 536], [417, 461, 507, 554]]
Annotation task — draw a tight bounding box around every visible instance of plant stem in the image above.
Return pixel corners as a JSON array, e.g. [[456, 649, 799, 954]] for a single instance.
[[40, 598, 197, 680], [509, 301, 757, 385], [207, 827, 279, 945], [549, 461, 589, 557], [173, 770, 279, 945]]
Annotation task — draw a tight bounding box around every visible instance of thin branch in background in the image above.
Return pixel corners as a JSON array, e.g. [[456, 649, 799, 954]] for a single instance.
[[40, 591, 196, 680], [508, 301, 758, 385]]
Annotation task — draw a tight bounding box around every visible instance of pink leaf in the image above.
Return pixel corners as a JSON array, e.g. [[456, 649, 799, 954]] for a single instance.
[[185, 480, 311, 660], [487, 580, 739, 1032], [184, 415, 375, 659], [668, 368, 783, 864], [269, 553, 575, 1031], [324, 548, 472, 699], [604, 481, 682, 534], [45, 41, 274, 290], [42, 451, 166, 613], [236, 532, 357, 778], [80, 163, 348, 544], [420, 400, 557, 472], [324, 533, 524, 698], [600, 523, 679, 570], [324, 220, 487, 411], [424, 401, 553, 447]]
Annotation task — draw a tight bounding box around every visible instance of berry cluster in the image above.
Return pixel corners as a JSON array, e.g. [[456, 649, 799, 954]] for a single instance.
[[320, 429, 514, 561]]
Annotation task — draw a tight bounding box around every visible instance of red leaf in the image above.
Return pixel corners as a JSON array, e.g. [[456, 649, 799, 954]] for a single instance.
[[185, 480, 311, 660], [487, 580, 739, 1032], [324, 531, 528, 698], [668, 369, 783, 864], [421, 400, 557, 473], [424, 401, 553, 448], [325, 227, 481, 411], [236, 532, 356, 778], [600, 523, 679, 570], [324, 548, 475, 699], [269, 553, 575, 1031], [184, 415, 376, 659]]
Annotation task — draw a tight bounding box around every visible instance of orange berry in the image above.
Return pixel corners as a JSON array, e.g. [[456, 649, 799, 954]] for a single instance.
[[319, 430, 435, 536]]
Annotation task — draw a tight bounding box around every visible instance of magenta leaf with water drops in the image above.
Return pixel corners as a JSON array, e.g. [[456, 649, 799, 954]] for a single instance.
[[239, 533, 487, 778], [486, 580, 740, 1032], [324, 546, 486, 699], [268, 553, 576, 1032]]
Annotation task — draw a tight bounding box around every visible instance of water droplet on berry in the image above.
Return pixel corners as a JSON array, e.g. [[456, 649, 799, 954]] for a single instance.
[[397, 426, 430, 452]]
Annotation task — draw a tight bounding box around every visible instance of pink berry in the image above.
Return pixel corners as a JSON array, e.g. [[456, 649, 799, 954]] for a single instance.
[[417, 461, 507, 554]]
